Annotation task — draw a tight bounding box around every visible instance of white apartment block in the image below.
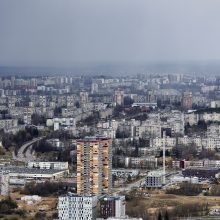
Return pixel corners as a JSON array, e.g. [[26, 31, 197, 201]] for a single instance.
[[151, 137, 176, 149], [136, 124, 161, 138], [48, 118, 76, 131], [27, 162, 68, 170], [0, 119, 18, 131], [112, 169, 139, 178], [101, 128, 116, 139], [202, 112, 220, 122], [58, 193, 97, 220], [207, 124, 220, 137], [173, 159, 220, 169], [0, 171, 9, 196], [125, 157, 158, 169], [184, 112, 199, 126], [145, 170, 163, 188], [185, 112, 220, 125], [202, 137, 220, 150]]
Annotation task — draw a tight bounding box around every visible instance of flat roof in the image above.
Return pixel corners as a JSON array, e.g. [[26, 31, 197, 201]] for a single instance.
[[77, 136, 110, 142], [147, 170, 164, 177], [0, 166, 66, 174]]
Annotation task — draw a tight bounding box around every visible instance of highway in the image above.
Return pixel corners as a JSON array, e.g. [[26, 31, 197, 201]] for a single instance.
[[12, 136, 44, 162]]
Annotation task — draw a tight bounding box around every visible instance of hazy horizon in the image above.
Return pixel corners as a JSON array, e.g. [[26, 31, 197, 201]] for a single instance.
[[1, 0, 220, 68], [1, 60, 220, 76]]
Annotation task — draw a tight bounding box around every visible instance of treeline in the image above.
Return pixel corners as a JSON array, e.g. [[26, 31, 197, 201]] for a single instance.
[[46, 130, 74, 141], [172, 145, 220, 160], [208, 185, 220, 196], [78, 111, 99, 126], [0, 197, 17, 214], [32, 139, 57, 153], [185, 120, 207, 135], [32, 137, 74, 163], [2, 126, 38, 152], [22, 181, 67, 196], [166, 183, 202, 196], [126, 198, 208, 220], [169, 203, 209, 218], [31, 113, 46, 126]]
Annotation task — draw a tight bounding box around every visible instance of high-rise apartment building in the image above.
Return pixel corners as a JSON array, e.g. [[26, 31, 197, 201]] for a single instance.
[[80, 91, 89, 105], [181, 91, 193, 110], [77, 136, 112, 195], [58, 193, 97, 220], [114, 90, 124, 106]]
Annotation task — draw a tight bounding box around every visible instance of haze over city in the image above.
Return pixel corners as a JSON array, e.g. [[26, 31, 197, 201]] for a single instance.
[[1, 0, 220, 69], [1, 1, 220, 220]]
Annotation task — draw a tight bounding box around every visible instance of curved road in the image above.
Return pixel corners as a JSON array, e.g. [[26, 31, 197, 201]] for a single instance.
[[12, 136, 44, 163]]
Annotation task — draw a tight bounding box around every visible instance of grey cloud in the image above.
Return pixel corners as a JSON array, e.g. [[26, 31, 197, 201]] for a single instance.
[[1, 0, 220, 66]]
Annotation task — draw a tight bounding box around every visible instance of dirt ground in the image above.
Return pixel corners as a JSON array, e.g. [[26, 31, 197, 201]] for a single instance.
[[7, 192, 57, 219], [126, 190, 220, 218]]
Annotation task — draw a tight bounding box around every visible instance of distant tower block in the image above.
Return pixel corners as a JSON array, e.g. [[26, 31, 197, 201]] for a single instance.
[[80, 90, 89, 106], [91, 83, 98, 94], [181, 91, 193, 110], [114, 89, 124, 106]]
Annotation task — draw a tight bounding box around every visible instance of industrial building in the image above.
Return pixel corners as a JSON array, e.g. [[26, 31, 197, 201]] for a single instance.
[[0, 167, 68, 184]]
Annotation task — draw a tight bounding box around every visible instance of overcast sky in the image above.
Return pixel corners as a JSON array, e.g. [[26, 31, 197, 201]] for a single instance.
[[1, 0, 220, 67]]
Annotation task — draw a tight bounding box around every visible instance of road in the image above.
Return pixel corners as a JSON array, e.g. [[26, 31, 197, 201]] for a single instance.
[[12, 136, 44, 162], [114, 176, 146, 193]]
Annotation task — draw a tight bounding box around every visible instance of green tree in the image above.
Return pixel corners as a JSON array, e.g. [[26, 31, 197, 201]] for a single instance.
[[0, 196, 18, 214]]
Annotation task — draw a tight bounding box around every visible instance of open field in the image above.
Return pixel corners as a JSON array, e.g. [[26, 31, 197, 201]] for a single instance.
[[0, 192, 58, 220], [126, 191, 220, 219]]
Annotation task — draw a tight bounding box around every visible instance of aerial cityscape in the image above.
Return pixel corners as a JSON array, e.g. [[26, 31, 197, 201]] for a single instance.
[[1, 1, 220, 220]]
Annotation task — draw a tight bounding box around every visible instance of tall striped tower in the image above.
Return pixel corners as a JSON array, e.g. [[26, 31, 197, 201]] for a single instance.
[[77, 136, 112, 195]]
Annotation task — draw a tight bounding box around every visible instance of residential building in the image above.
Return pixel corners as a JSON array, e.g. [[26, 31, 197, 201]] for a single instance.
[[27, 162, 68, 170], [145, 170, 163, 188], [99, 195, 126, 219], [114, 90, 124, 106], [182, 91, 193, 110], [0, 171, 9, 196], [77, 136, 112, 195], [58, 193, 97, 220]]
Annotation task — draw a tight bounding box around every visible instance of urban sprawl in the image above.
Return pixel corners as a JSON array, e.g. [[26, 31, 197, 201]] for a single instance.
[[0, 73, 220, 219]]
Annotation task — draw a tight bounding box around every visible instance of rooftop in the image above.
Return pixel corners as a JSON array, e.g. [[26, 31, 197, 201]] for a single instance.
[[0, 166, 66, 174]]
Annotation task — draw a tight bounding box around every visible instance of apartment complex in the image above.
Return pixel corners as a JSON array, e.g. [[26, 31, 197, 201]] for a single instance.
[[77, 136, 112, 195], [99, 195, 126, 219], [0, 171, 9, 196], [182, 91, 193, 110], [58, 193, 98, 220], [27, 161, 68, 170], [145, 170, 163, 188]]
